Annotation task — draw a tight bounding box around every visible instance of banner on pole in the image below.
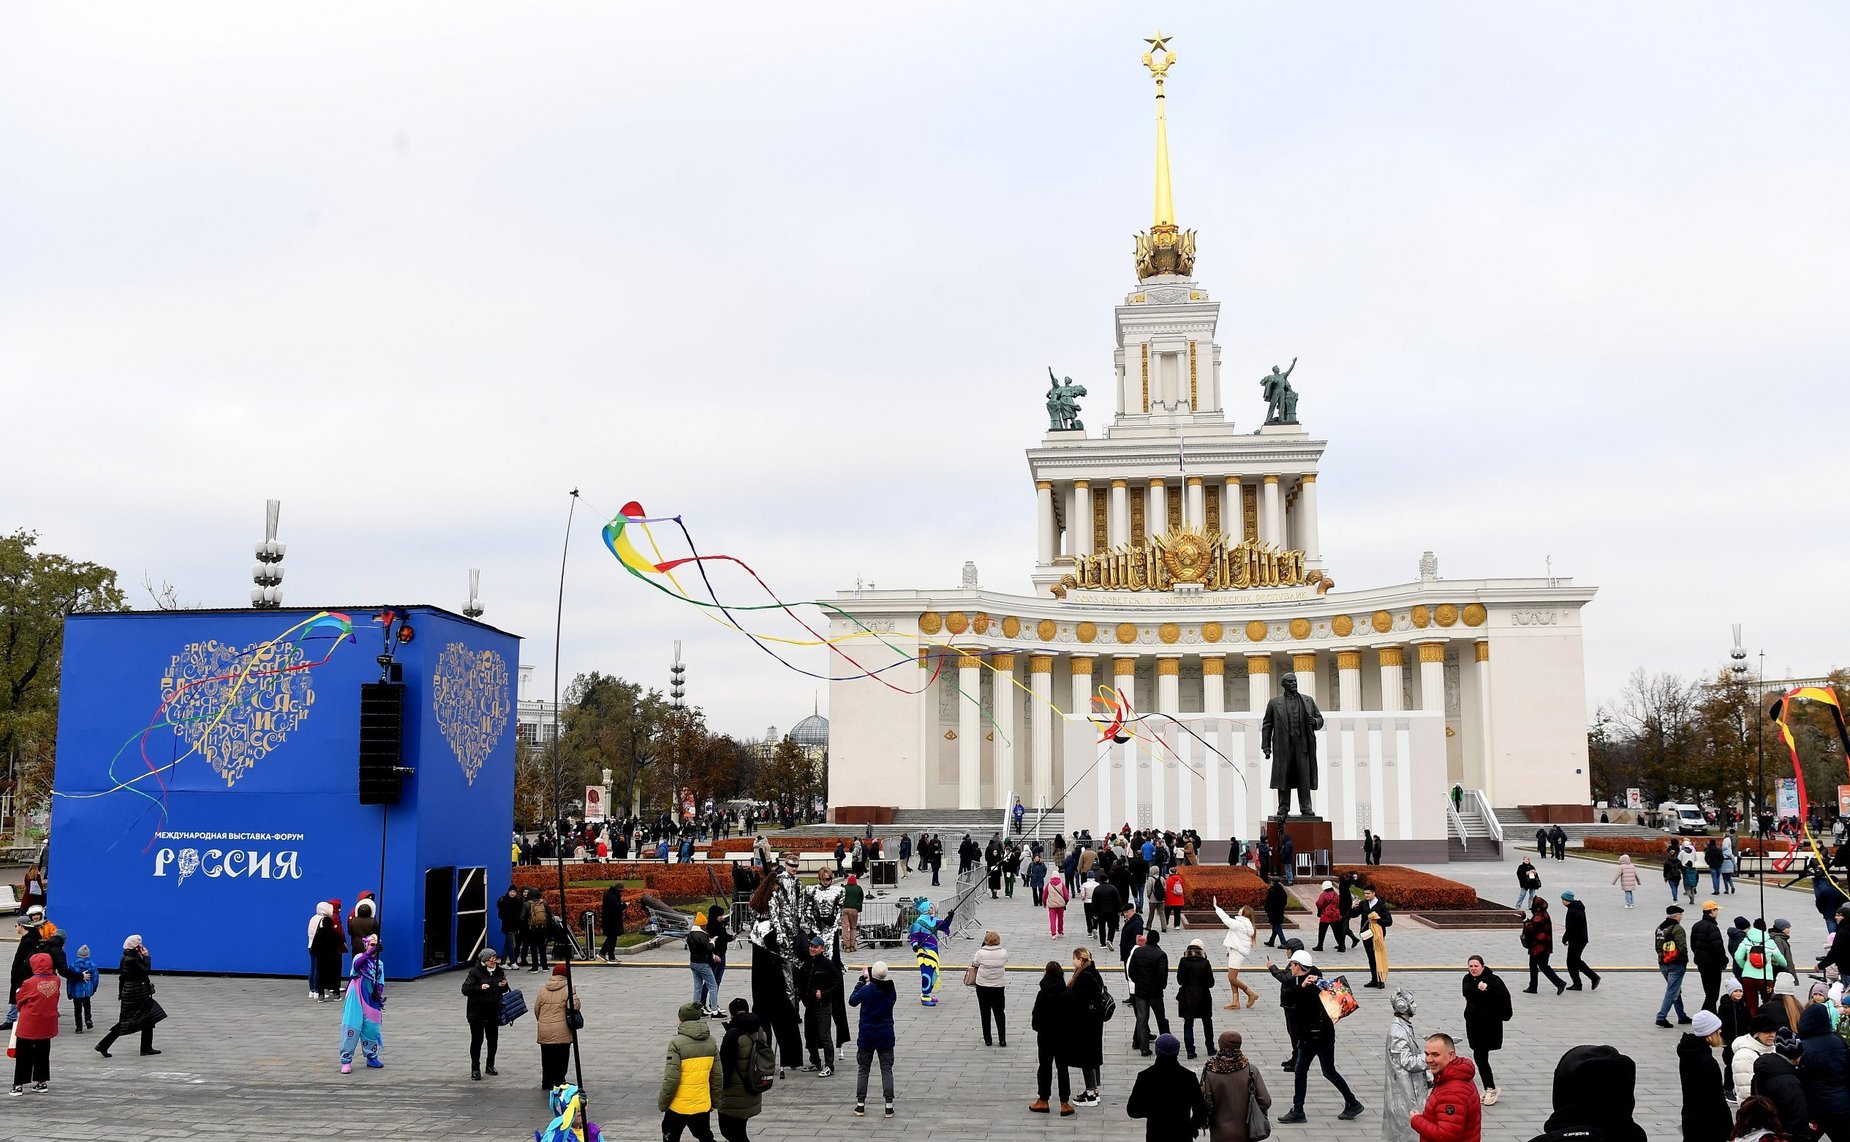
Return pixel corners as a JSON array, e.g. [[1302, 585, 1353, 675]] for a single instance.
[[1777, 778, 1800, 819], [584, 785, 609, 821]]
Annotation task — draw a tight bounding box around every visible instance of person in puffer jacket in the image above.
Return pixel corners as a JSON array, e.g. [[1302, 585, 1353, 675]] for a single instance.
[[1799, 1002, 1850, 1142], [1408, 1034, 1480, 1142], [659, 1001, 722, 1140], [1733, 1011, 1781, 1104], [1750, 1030, 1813, 1142]]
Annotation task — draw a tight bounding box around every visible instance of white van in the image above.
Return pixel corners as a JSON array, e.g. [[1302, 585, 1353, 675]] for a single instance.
[[1661, 803, 1709, 836]]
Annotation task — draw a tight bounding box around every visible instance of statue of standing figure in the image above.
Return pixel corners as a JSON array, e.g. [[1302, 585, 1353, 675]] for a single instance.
[[1046, 367, 1087, 431], [1261, 357, 1300, 425]]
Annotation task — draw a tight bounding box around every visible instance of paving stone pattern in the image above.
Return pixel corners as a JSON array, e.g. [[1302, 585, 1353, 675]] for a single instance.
[[4, 847, 1824, 1140]]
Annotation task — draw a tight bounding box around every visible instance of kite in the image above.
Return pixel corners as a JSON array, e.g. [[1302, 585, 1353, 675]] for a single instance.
[[1770, 684, 1850, 895]]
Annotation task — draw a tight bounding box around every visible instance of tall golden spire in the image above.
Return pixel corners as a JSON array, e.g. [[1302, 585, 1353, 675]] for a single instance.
[[1135, 31, 1196, 280]]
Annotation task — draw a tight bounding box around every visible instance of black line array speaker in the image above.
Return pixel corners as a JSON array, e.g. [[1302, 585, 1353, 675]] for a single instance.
[[358, 682, 406, 804]]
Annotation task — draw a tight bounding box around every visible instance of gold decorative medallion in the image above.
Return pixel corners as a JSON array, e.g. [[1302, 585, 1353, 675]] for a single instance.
[[1331, 614, 1354, 638], [1077, 622, 1098, 643], [946, 611, 970, 635], [971, 612, 991, 635], [918, 612, 943, 636], [945, 729, 957, 740], [1201, 621, 1223, 643], [1371, 610, 1393, 634], [1245, 620, 1268, 643], [1158, 622, 1181, 644], [1462, 603, 1487, 627], [1410, 605, 1431, 629], [1001, 616, 1021, 639], [1115, 623, 1139, 644], [1289, 617, 1311, 641], [1158, 525, 1213, 584], [1434, 604, 1459, 628], [1037, 618, 1057, 641]]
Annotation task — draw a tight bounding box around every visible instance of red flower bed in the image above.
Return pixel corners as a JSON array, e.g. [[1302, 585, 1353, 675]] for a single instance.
[[708, 839, 756, 856], [1174, 865, 1268, 910], [1333, 865, 1477, 910], [1580, 836, 1684, 857], [511, 862, 723, 900]]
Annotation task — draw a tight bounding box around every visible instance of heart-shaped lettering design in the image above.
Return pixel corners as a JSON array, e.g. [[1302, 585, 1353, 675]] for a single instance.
[[432, 643, 511, 785], [162, 638, 316, 787]]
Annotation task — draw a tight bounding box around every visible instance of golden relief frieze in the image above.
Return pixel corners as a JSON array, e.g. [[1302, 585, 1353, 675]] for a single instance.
[[1055, 526, 1331, 596]]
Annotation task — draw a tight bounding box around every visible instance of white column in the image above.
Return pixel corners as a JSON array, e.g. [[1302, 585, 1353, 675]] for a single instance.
[[1377, 646, 1405, 712], [917, 648, 934, 808], [958, 653, 982, 809], [1070, 655, 1095, 711], [1202, 657, 1225, 839], [1225, 480, 1246, 543], [1109, 481, 1129, 548], [1201, 656, 1226, 715], [1246, 655, 1273, 713], [1336, 649, 1362, 711], [1147, 479, 1166, 540], [1261, 476, 1282, 547], [1116, 657, 1139, 828], [1030, 655, 1054, 809], [993, 653, 1016, 811], [1474, 641, 1495, 803], [1157, 657, 1180, 829], [1073, 481, 1093, 557], [1036, 482, 1055, 564], [1186, 477, 1205, 532], [1289, 651, 1318, 705], [1298, 475, 1321, 562], [1417, 642, 1446, 712]]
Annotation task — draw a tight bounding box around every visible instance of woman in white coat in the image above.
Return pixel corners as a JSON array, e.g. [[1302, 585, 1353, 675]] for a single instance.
[[1382, 989, 1425, 1142], [1730, 1012, 1778, 1103], [1210, 898, 1260, 1009]]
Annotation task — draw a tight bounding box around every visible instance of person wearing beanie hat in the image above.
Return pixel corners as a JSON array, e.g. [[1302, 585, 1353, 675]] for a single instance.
[[1127, 929, 1172, 1057], [1313, 881, 1346, 953], [66, 943, 97, 1034], [1125, 1030, 1208, 1141], [1680, 1009, 1731, 1142], [1277, 949, 1365, 1123], [797, 935, 842, 1076], [849, 957, 899, 1118], [1560, 889, 1600, 992], [659, 999, 722, 1138], [1717, 975, 1752, 1092], [1201, 1029, 1270, 1142], [716, 997, 768, 1135], [1752, 1028, 1810, 1140], [1733, 916, 1787, 1019], [1692, 899, 1728, 1014], [532, 960, 580, 1091], [1655, 904, 1693, 1029], [461, 947, 510, 1080], [1175, 939, 1215, 1060], [1731, 1012, 1781, 1104]]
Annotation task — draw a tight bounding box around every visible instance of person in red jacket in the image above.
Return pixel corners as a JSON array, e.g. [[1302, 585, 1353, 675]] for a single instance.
[[1410, 1033, 1481, 1142], [12, 951, 62, 1095], [1163, 871, 1186, 930]]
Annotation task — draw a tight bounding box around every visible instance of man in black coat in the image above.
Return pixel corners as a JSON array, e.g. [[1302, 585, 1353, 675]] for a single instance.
[[1691, 899, 1728, 1012], [1820, 903, 1850, 978], [1118, 903, 1145, 966], [1264, 879, 1289, 948], [1126, 930, 1172, 1056], [1266, 939, 1305, 1070], [1358, 888, 1392, 988], [1560, 891, 1601, 990], [1256, 837, 1272, 880], [1752, 1031, 1811, 1142], [1125, 1033, 1208, 1141], [1277, 951, 1365, 1122], [1092, 880, 1122, 949]]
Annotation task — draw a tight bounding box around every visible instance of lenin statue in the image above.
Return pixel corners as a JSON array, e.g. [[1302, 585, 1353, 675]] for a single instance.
[[1261, 672, 1324, 818]]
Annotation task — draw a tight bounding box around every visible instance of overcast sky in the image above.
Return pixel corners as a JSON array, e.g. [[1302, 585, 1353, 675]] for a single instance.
[[4, 3, 1846, 742]]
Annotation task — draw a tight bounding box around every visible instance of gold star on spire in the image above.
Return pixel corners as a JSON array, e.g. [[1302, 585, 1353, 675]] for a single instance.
[[1144, 31, 1171, 54], [1142, 30, 1175, 79]]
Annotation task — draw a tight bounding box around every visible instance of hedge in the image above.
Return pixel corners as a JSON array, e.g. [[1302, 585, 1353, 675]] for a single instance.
[[1174, 865, 1268, 910], [1580, 835, 1792, 858], [1333, 865, 1478, 910], [511, 862, 723, 900]]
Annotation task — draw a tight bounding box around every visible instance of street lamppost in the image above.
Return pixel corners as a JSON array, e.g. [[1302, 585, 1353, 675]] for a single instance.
[[1731, 624, 1766, 925]]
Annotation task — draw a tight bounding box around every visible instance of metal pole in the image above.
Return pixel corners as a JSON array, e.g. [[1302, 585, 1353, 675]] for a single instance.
[[1757, 651, 1766, 928], [548, 491, 587, 1106]]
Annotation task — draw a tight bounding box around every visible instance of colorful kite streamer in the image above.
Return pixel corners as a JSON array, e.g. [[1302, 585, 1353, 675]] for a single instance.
[[55, 610, 358, 843], [1771, 684, 1850, 895]]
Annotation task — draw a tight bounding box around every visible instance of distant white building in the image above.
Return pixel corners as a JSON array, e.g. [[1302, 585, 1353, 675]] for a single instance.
[[515, 664, 559, 748]]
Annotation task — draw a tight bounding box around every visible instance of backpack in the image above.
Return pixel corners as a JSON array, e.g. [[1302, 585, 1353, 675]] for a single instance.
[[1660, 937, 1681, 966], [747, 1028, 774, 1092], [527, 899, 548, 928]]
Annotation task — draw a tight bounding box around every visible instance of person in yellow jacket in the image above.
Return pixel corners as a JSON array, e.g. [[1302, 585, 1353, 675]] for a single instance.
[[659, 1000, 722, 1140]]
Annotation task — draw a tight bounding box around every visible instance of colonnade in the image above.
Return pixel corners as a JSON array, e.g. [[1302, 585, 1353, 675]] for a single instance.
[[1035, 473, 1320, 561]]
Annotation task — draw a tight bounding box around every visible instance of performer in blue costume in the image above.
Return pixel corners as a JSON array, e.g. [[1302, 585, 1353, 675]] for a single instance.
[[339, 934, 384, 1072], [907, 899, 955, 1007]]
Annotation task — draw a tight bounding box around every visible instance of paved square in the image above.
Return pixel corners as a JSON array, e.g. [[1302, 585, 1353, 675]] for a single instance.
[[6, 849, 1820, 1140]]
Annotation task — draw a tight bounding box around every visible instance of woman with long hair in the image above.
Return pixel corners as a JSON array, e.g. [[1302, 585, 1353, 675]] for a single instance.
[[1212, 899, 1260, 1010], [1461, 954, 1511, 1106], [1731, 1093, 1785, 1142], [1066, 946, 1107, 1107]]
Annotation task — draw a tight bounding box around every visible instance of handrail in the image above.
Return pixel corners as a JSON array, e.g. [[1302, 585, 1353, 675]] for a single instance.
[[1467, 788, 1505, 845], [1444, 799, 1468, 848]]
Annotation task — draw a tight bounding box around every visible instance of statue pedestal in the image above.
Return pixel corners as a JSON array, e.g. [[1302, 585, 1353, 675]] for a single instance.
[[1265, 817, 1334, 879], [1255, 423, 1309, 437]]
